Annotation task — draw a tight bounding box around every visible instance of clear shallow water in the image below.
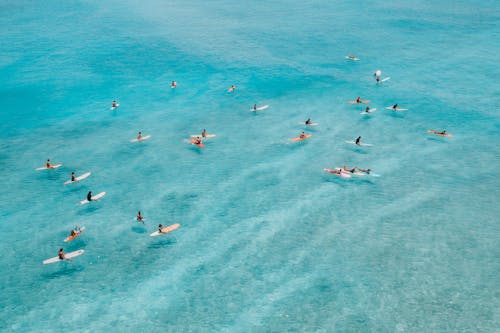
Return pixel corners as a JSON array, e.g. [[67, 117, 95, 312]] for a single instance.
[[1, 1, 499, 331]]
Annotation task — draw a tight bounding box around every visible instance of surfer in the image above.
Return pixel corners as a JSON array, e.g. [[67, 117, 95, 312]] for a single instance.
[[201, 129, 207, 138], [365, 106, 371, 113], [193, 137, 202, 145], [70, 226, 80, 237], [87, 191, 92, 202], [299, 132, 306, 139], [253, 104, 257, 111], [356, 166, 372, 174], [305, 118, 312, 125], [437, 130, 447, 135], [374, 70, 381, 82], [70, 172, 76, 182], [46, 159, 51, 168], [158, 224, 164, 233], [137, 211, 144, 224], [347, 55, 357, 60], [392, 103, 398, 110], [137, 132, 142, 140], [171, 81, 177, 88], [112, 100, 118, 108], [355, 97, 361, 103], [58, 248, 65, 260], [355, 136, 361, 145], [343, 165, 356, 173], [228, 85, 236, 92]]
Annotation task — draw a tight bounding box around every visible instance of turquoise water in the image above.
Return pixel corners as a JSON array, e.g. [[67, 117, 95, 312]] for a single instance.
[[1, 0, 499, 331]]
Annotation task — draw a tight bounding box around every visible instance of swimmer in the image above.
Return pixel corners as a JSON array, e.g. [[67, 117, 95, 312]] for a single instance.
[[137, 132, 142, 140], [137, 211, 144, 224], [356, 166, 372, 174], [343, 165, 356, 173], [171, 81, 177, 88], [305, 118, 312, 125], [299, 132, 306, 139], [87, 191, 92, 202], [355, 136, 361, 145], [201, 129, 207, 138], [158, 224, 164, 233], [228, 85, 236, 92], [58, 248, 65, 260], [71, 172, 76, 182]]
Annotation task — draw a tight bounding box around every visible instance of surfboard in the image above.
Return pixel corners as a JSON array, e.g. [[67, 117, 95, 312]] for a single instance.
[[345, 56, 360, 61], [190, 138, 204, 147], [299, 122, 319, 126], [323, 168, 351, 178], [130, 135, 151, 142], [335, 167, 366, 177], [349, 100, 370, 104], [64, 227, 86, 242], [64, 172, 91, 185], [36, 164, 62, 171], [250, 105, 269, 112], [360, 108, 377, 114], [227, 87, 236, 92], [150, 223, 180, 237], [79, 192, 106, 205], [290, 134, 312, 141], [110, 103, 120, 110], [385, 107, 408, 111], [378, 77, 390, 82], [43, 249, 85, 264], [345, 141, 373, 147], [427, 130, 452, 137], [190, 134, 216, 139]]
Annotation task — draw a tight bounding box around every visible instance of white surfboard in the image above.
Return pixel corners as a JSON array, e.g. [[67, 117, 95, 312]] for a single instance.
[[36, 164, 62, 171], [64, 172, 91, 185], [110, 103, 120, 110], [378, 77, 390, 82], [190, 134, 216, 138], [150, 223, 180, 237], [335, 167, 366, 177], [360, 108, 377, 114], [299, 122, 318, 126], [385, 107, 408, 111], [130, 135, 151, 142], [349, 100, 370, 104], [43, 249, 84, 264], [345, 56, 360, 61], [345, 140, 373, 147], [79, 192, 106, 205], [250, 105, 269, 112]]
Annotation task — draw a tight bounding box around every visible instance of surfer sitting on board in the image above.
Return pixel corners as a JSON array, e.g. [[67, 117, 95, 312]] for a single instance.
[[137, 132, 142, 140], [171, 81, 177, 88], [299, 132, 306, 139], [392, 104, 398, 110], [87, 191, 92, 202], [355, 97, 361, 103], [112, 100, 118, 108], [71, 172, 76, 182], [355, 136, 362, 145], [365, 106, 372, 113], [158, 224, 164, 233], [253, 104, 257, 111], [137, 211, 144, 224], [58, 248, 66, 260], [201, 129, 207, 138], [356, 167, 372, 174], [46, 159, 52, 168], [305, 118, 312, 125]]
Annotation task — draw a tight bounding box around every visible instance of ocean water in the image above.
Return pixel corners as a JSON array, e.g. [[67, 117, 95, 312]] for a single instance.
[[0, 0, 499, 332]]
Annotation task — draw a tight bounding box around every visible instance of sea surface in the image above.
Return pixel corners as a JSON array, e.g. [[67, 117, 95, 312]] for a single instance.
[[0, 1, 499, 332]]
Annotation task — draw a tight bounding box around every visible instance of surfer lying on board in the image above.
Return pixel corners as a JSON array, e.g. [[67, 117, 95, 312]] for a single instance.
[[70, 226, 81, 237], [356, 167, 372, 174], [228, 85, 236, 92], [343, 165, 356, 173], [193, 137, 202, 145], [137, 211, 144, 224], [355, 136, 362, 145], [58, 248, 66, 260], [87, 191, 92, 202]]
